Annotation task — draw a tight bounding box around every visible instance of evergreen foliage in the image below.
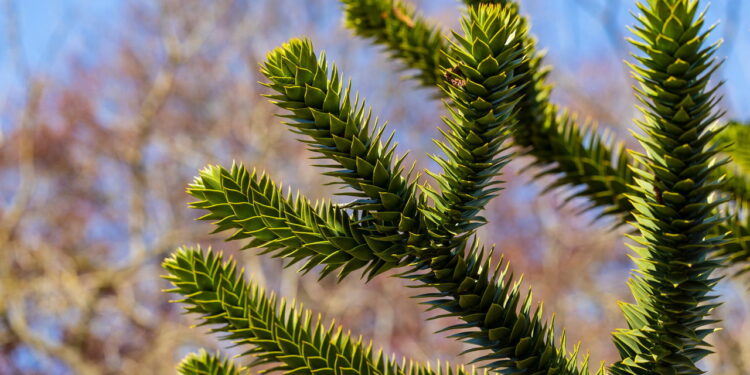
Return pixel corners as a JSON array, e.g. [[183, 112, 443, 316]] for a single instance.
[[422, 5, 525, 247], [715, 122, 750, 278], [717, 215, 750, 278], [162, 0, 749, 374], [259, 37, 422, 277], [341, 0, 446, 89], [187, 163, 400, 280], [164, 246, 475, 375], [178, 350, 245, 375], [609, 1, 726, 373], [716, 122, 750, 207]]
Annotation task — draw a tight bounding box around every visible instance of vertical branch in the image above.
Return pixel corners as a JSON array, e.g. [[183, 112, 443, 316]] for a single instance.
[[611, 1, 726, 373]]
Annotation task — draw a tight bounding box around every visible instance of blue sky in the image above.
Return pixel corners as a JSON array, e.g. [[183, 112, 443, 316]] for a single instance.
[[0, 0, 120, 87]]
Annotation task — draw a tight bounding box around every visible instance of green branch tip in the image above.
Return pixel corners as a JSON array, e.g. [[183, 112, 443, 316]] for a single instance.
[[177, 350, 244, 375]]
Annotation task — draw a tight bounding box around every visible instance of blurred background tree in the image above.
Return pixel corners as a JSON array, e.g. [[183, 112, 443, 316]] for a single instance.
[[0, 0, 747, 374]]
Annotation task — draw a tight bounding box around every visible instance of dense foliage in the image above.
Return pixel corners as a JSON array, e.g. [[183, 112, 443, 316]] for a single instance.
[[162, 0, 749, 374]]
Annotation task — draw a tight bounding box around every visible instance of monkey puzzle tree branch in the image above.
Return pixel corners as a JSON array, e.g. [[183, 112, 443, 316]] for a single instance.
[[340, 0, 447, 90], [188, 163, 403, 280], [166, 1, 746, 374], [406, 239, 601, 375], [610, 1, 726, 373], [422, 4, 526, 246], [163, 247, 475, 375], [716, 122, 750, 207], [260, 38, 424, 268], [407, 8, 593, 374], [177, 350, 245, 375], [340, 0, 637, 224], [184, 6, 592, 373], [340, 0, 750, 282], [716, 215, 750, 278]]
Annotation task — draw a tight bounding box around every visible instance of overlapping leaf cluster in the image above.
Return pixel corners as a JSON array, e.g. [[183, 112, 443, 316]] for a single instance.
[[407, 241, 596, 375], [714, 122, 750, 278], [422, 6, 525, 245], [188, 163, 399, 280], [406, 8, 594, 375], [610, 1, 725, 374], [341, 0, 749, 246], [498, 6, 635, 221], [165, 246, 475, 375], [161, 0, 740, 374], [717, 215, 750, 278], [259, 38, 425, 274], [716, 122, 750, 206], [343, 0, 636, 222], [167, 4, 594, 374], [340, 0, 446, 89], [178, 350, 244, 375]]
